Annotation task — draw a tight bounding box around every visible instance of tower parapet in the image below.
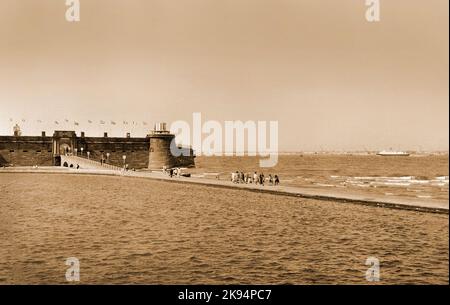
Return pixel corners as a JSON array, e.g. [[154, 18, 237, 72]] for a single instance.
[[148, 123, 176, 170]]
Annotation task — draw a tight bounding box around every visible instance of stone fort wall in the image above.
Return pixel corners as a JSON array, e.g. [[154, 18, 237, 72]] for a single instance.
[[78, 137, 150, 169], [0, 136, 53, 167]]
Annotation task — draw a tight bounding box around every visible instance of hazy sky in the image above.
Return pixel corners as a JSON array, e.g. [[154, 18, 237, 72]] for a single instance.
[[0, 0, 448, 151]]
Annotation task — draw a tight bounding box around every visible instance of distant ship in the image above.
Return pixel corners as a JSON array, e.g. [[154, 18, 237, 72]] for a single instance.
[[377, 150, 410, 157]]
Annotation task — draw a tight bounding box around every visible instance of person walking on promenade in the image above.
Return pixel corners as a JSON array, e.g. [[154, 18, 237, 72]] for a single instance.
[[268, 174, 273, 185], [274, 175, 280, 186], [169, 168, 174, 178], [233, 171, 239, 183], [254, 172, 258, 185]]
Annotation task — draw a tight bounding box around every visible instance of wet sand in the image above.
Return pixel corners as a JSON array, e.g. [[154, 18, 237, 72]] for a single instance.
[[0, 173, 448, 284]]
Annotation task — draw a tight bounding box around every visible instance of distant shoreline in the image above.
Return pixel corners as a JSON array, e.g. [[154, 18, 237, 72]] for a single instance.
[[221, 152, 450, 156]]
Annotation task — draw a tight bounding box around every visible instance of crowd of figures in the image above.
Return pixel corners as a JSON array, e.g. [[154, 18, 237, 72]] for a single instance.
[[163, 166, 191, 178], [160, 166, 279, 185], [230, 171, 280, 186]]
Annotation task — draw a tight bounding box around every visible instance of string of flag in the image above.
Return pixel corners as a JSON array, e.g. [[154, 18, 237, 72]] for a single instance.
[[7, 118, 151, 126]]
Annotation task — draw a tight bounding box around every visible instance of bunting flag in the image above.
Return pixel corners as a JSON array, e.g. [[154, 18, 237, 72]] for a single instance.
[[0, 118, 152, 127]]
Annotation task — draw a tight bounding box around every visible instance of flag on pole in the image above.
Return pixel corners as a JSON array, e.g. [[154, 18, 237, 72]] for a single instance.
[[88, 120, 92, 124], [74, 121, 79, 126], [143, 121, 148, 126], [100, 120, 105, 124], [65, 119, 69, 123], [111, 121, 116, 125], [9, 118, 13, 122], [55, 121, 59, 125], [123, 121, 128, 125]]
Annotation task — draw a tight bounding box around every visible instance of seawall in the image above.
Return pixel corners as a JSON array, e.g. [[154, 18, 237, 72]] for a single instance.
[[1, 167, 448, 214]]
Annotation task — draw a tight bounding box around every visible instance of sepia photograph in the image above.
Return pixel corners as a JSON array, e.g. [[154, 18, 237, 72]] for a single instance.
[[0, 0, 448, 298]]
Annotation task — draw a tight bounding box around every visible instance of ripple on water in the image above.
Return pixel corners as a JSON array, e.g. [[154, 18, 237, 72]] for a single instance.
[[0, 173, 448, 284]]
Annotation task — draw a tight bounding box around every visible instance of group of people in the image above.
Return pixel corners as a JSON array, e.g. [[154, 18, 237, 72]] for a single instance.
[[163, 166, 183, 178], [231, 171, 280, 186]]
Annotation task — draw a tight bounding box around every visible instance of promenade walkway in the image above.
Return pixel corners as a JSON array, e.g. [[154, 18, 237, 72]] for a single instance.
[[1, 165, 448, 214], [60, 155, 122, 171]]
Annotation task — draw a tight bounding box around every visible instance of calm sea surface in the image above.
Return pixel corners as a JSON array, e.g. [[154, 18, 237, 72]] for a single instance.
[[0, 155, 448, 284]]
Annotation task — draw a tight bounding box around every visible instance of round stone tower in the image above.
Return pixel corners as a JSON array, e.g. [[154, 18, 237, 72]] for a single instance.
[[148, 123, 176, 170]]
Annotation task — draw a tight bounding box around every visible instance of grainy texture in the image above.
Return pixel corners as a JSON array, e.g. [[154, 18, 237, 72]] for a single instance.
[[0, 173, 448, 284]]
